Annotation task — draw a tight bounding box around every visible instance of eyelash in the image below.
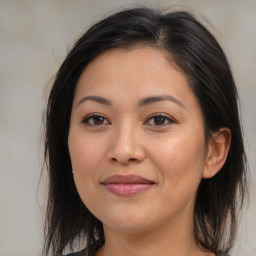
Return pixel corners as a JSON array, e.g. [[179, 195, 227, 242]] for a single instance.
[[82, 113, 110, 126], [145, 113, 175, 126], [81, 113, 176, 127]]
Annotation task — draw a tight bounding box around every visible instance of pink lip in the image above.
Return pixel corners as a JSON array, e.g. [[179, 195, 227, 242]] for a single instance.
[[101, 174, 155, 196]]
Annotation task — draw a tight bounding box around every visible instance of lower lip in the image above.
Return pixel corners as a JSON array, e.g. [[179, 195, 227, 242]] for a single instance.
[[103, 183, 153, 196]]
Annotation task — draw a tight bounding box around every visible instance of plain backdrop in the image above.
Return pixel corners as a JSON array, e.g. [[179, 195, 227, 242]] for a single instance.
[[0, 0, 255, 255]]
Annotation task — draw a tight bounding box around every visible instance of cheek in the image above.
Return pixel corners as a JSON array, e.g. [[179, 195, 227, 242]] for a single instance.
[[148, 134, 206, 195], [68, 134, 107, 219], [68, 131, 107, 173], [68, 131, 108, 203]]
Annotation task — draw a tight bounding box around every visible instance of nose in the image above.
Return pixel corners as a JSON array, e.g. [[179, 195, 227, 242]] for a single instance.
[[107, 121, 145, 165]]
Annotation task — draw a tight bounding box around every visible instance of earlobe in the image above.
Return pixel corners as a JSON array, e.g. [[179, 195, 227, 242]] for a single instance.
[[202, 127, 231, 179]]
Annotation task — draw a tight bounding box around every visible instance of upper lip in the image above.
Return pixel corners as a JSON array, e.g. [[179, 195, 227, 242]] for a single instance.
[[101, 174, 155, 184]]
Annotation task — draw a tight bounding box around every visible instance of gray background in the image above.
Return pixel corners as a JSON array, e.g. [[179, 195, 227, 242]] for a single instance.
[[0, 0, 255, 255]]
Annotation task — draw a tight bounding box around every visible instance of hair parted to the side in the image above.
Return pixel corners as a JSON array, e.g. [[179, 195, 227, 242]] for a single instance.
[[43, 6, 248, 256]]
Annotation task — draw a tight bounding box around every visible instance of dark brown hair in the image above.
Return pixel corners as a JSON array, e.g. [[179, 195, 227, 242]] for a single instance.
[[43, 7, 248, 256]]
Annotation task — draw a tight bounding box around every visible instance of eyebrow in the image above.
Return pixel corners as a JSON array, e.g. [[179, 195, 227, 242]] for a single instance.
[[77, 95, 185, 108], [77, 96, 112, 107], [138, 95, 185, 108]]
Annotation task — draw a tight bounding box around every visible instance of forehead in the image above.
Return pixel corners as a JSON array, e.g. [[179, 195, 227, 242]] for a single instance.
[[73, 46, 201, 114]]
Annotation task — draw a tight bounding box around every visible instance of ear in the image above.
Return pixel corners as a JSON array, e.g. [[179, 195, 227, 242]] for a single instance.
[[202, 127, 231, 179]]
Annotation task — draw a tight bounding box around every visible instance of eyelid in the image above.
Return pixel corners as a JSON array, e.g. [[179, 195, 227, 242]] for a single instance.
[[81, 112, 176, 126], [144, 113, 176, 126], [81, 113, 110, 126]]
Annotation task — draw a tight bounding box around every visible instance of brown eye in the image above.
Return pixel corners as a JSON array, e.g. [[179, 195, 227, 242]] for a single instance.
[[146, 114, 175, 126], [153, 116, 166, 125], [82, 114, 109, 126]]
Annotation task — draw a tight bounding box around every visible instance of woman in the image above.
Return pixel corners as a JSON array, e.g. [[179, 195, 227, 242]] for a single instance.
[[43, 7, 248, 256]]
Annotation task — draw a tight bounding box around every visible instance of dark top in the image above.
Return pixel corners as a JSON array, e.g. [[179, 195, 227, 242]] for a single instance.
[[65, 249, 86, 256], [64, 248, 229, 256]]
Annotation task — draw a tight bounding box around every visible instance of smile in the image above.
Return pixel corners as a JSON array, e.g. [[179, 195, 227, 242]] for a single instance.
[[101, 174, 155, 196]]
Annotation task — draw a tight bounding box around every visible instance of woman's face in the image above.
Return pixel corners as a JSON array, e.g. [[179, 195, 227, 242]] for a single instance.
[[68, 47, 209, 233]]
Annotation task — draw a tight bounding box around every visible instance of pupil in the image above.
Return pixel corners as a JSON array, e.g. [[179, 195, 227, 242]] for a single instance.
[[93, 116, 104, 125], [154, 117, 165, 125]]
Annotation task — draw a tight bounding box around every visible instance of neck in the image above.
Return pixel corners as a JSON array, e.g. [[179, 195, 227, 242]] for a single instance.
[[95, 208, 213, 256]]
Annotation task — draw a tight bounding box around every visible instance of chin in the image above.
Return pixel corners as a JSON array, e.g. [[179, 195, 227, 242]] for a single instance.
[[103, 218, 152, 234], [96, 204, 154, 233]]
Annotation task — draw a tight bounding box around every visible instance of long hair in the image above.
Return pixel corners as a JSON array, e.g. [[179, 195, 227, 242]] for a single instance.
[[43, 7, 248, 256]]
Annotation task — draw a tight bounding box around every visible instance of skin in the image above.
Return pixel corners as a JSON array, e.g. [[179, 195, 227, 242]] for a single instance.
[[68, 47, 231, 256]]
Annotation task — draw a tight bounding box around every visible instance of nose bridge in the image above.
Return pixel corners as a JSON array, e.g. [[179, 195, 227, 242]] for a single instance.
[[109, 117, 145, 164]]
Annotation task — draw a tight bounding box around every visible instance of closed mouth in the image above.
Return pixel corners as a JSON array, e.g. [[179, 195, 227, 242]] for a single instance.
[[101, 174, 155, 196]]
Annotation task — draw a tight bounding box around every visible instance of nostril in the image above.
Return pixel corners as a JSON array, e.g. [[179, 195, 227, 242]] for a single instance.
[[110, 157, 138, 164], [111, 158, 118, 162]]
